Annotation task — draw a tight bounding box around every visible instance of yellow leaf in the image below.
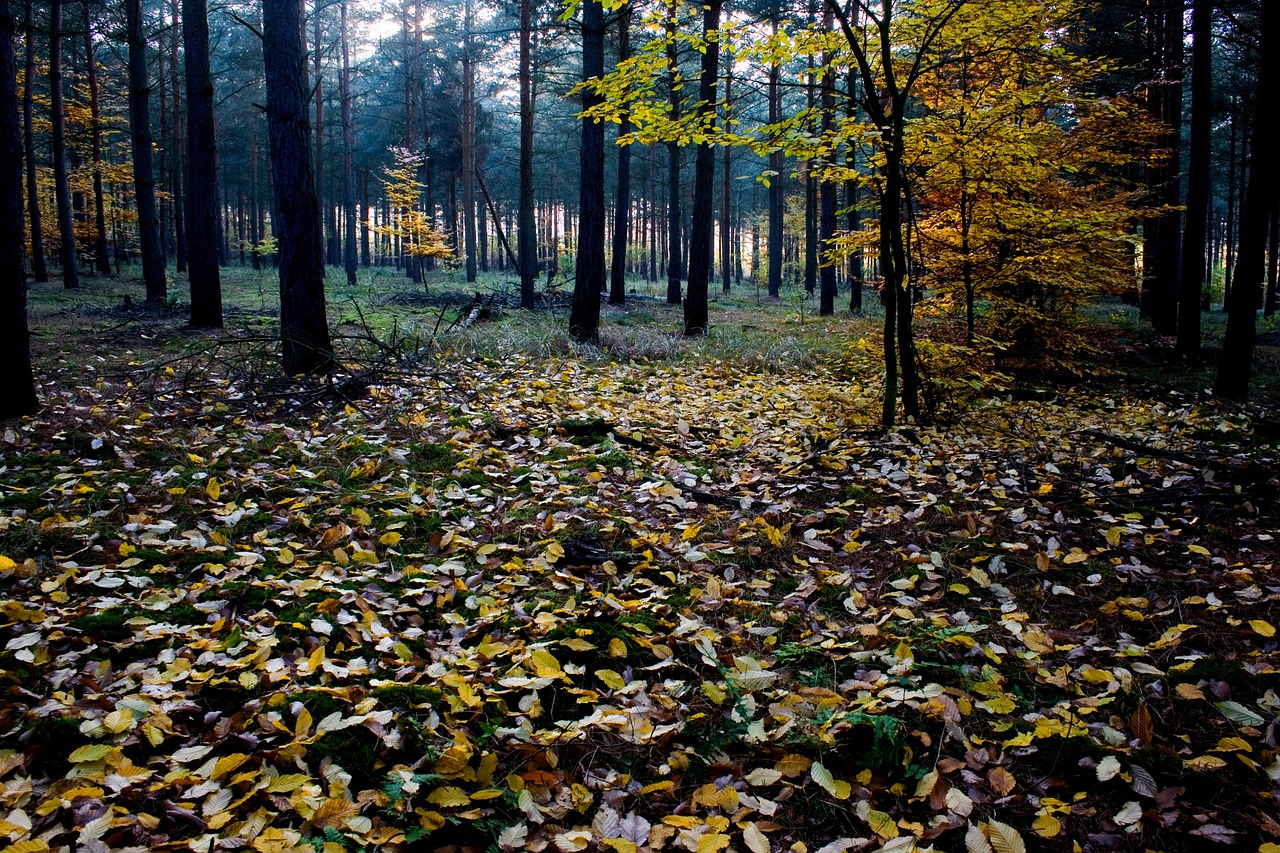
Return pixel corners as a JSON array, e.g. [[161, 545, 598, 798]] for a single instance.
[[427, 786, 471, 808], [310, 798, 359, 829], [104, 708, 135, 733], [608, 638, 627, 658], [865, 809, 897, 839], [379, 531, 402, 546], [597, 669, 626, 690], [212, 753, 249, 780], [1212, 737, 1252, 753], [1031, 814, 1061, 838], [68, 744, 113, 763], [1175, 683, 1205, 701], [267, 774, 311, 793], [206, 477, 221, 501], [1250, 620, 1276, 638], [982, 819, 1026, 853], [1187, 544, 1211, 556], [742, 823, 771, 853], [530, 649, 562, 678], [697, 834, 731, 853], [1183, 755, 1227, 772], [0, 841, 51, 853], [775, 754, 812, 777], [277, 547, 295, 565]]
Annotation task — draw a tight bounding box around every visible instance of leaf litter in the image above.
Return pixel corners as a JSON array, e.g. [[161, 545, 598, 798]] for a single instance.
[[1, 345, 1279, 853]]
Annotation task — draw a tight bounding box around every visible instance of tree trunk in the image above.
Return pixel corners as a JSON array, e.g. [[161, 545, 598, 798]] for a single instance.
[[49, 0, 78, 288], [804, 50, 817, 296], [341, 0, 358, 287], [767, 10, 782, 298], [1176, 0, 1210, 358], [170, 0, 186, 273], [720, 61, 731, 294], [818, 5, 837, 315], [0, 0, 38, 416], [1214, 0, 1276, 399], [313, 6, 325, 274], [1141, 0, 1182, 333], [608, 5, 631, 305], [83, 14, 111, 276], [665, 0, 682, 305], [183, 0, 222, 327], [569, 0, 605, 342], [22, 0, 46, 282], [684, 0, 722, 336], [263, 0, 333, 374], [126, 0, 167, 303], [518, 0, 537, 307], [461, 0, 478, 283]]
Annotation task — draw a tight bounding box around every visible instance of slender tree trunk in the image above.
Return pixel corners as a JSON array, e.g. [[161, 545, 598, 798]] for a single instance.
[[313, 6, 326, 274], [608, 5, 631, 305], [461, 0, 478, 283], [665, 0, 682, 305], [804, 50, 817, 296], [251, 118, 262, 270], [1224, 101, 1237, 309], [183, 0, 222, 327], [1214, 0, 1276, 399], [1176, 0, 1210, 358], [83, 15, 111, 276], [1142, 0, 1182, 333], [818, 5, 837, 315], [340, 0, 357, 287], [170, 0, 187, 273], [518, 0, 536, 307], [720, 62, 731, 294], [49, 0, 78, 288], [126, 0, 167, 303], [1267, 192, 1279, 316], [569, 0, 605, 341], [263, 0, 333, 374], [767, 11, 782, 298], [22, 0, 46, 282], [683, 0, 722, 336], [0, 0, 38, 416]]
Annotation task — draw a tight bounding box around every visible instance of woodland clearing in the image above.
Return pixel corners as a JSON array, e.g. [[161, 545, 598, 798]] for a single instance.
[[2, 269, 1279, 853]]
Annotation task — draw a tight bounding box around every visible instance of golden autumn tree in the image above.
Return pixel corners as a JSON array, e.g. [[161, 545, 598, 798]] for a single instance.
[[906, 0, 1158, 353], [377, 148, 452, 279]]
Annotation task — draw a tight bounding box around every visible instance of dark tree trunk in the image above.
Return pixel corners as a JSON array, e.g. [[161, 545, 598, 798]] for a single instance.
[[1176, 0, 1210, 358], [569, 0, 605, 342], [518, 0, 536, 307], [608, 5, 631, 305], [22, 0, 46, 282], [313, 8, 325, 274], [804, 50, 817, 296], [183, 0, 222, 327], [720, 62, 731, 294], [1142, 0, 1182, 333], [83, 14, 111, 276], [767, 11, 782, 298], [1267, 192, 1279, 316], [126, 0, 167, 303], [0, 0, 38, 416], [263, 0, 333, 374], [49, 0, 78, 288], [170, 0, 186, 273], [1214, 0, 1276, 399], [664, 2, 682, 304], [251, 118, 262, 270], [683, 0, 722, 336], [340, 0, 357, 287], [361, 168, 371, 267], [818, 6, 837, 315]]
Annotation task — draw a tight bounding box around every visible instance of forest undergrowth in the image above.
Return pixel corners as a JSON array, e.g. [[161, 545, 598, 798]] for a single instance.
[[2, 272, 1279, 853]]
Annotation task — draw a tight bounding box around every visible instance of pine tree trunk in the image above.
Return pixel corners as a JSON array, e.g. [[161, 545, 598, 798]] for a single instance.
[[170, 0, 186, 273], [665, 0, 682, 305], [720, 62, 731, 295], [766, 11, 782, 298], [49, 0, 78, 289], [22, 0, 46, 282], [1176, 0, 1210, 358], [608, 5, 631, 305], [83, 15, 111, 276], [0, 0, 38, 416], [818, 5, 837, 316], [461, 0, 478, 283], [341, 0, 357, 287], [569, 0, 605, 342], [125, 0, 167, 303], [518, 0, 537, 307], [183, 0, 222, 327], [263, 0, 333, 374], [683, 0, 722, 336], [1214, 0, 1276, 399]]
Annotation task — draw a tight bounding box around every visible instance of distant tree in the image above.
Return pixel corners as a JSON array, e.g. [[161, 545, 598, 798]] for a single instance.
[[82, 9, 111, 277], [517, 0, 537, 308], [125, 0, 167, 303], [21, 0, 46, 283], [49, 0, 78, 289], [263, 0, 333, 374], [0, 0, 38, 417], [340, 0, 357, 288], [1176, 0, 1211, 359], [609, 3, 632, 306]]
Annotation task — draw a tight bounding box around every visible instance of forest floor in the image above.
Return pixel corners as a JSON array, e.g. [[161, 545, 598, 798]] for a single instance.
[[2, 266, 1280, 853]]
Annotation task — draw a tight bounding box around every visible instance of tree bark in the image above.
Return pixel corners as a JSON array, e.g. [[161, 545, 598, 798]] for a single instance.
[[1176, 0, 1210, 358], [766, 10, 782, 298], [83, 13, 111, 276], [1214, 0, 1276, 399], [683, 0, 722, 336], [183, 0, 222, 327], [0, 0, 38, 416], [49, 0, 78, 288], [170, 0, 186, 273], [518, 0, 537, 307], [665, 0, 682, 305], [608, 4, 632, 305], [263, 0, 333, 374], [461, 0, 478, 283], [22, 0, 46, 282], [569, 0, 605, 342], [126, 0, 167, 303], [1141, 0, 1182, 333], [818, 5, 837, 315], [720, 61, 731, 294], [340, 0, 358, 287]]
